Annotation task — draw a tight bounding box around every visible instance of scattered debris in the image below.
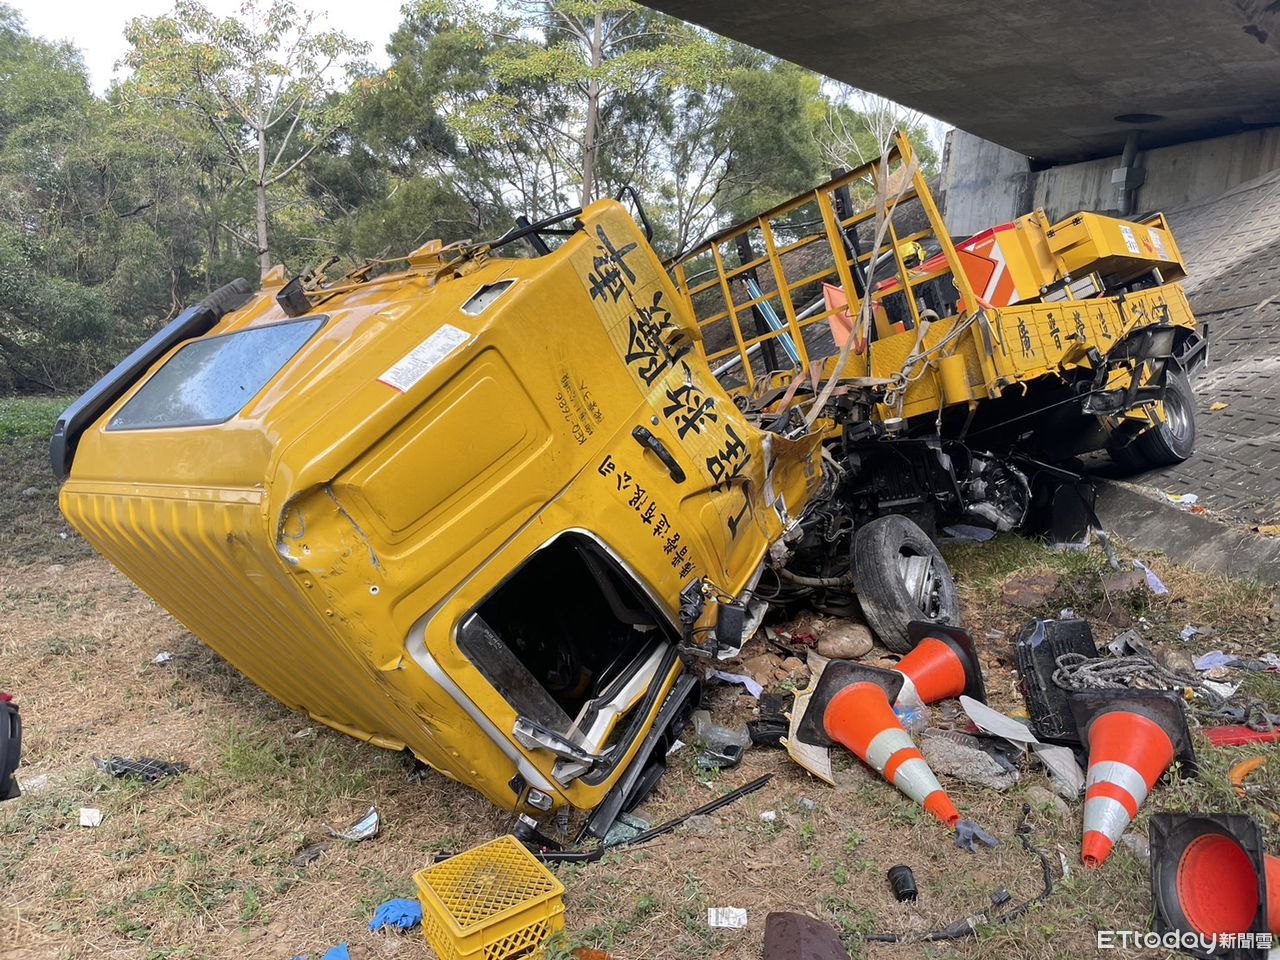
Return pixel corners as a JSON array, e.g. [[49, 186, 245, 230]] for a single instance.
[[954, 819, 1000, 853], [291, 842, 330, 867], [887, 864, 918, 902], [1132, 559, 1169, 596], [747, 694, 790, 747], [1002, 573, 1061, 608], [1106, 628, 1148, 658], [290, 945, 350, 960], [1101, 570, 1147, 594], [959, 696, 1084, 800], [603, 813, 649, 846], [368, 897, 423, 932], [864, 805, 1054, 943], [1193, 650, 1235, 671], [942, 524, 996, 542], [323, 806, 380, 842], [1208, 401, 1229, 411], [1159, 491, 1200, 509], [292, 727, 317, 740], [921, 730, 1019, 791], [94, 756, 187, 783], [759, 810, 777, 823], [1204, 725, 1280, 747], [150, 651, 173, 665], [678, 814, 715, 837], [1178, 624, 1200, 642], [707, 669, 763, 699], [707, 907, 748, 929], [1118, 832, 1150, 862], [1229, 757, 1267, 799], [798, 797, 817, 812], [78, 807, 102, 828]]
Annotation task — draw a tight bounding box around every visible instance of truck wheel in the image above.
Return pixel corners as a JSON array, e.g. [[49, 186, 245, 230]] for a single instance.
[[1109, 368, 1197, 472], [852, 515, 961, 654]]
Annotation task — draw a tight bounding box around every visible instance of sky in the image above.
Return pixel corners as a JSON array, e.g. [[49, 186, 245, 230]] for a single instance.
[[8, 0, 405, 92]]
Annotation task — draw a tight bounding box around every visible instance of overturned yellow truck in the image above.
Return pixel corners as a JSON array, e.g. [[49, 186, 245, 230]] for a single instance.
[[52, 134, 1204, 835]]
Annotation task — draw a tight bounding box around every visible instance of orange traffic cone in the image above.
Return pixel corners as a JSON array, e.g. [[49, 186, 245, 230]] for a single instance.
[[795, 661, 960, 827], [894, 622, 987, 707], [1151, 812, 1280, 941], [1069, 690, 1196, 868]]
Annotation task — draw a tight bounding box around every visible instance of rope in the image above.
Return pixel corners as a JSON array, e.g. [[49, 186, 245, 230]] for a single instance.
[[1053, 652, 1275, 732]]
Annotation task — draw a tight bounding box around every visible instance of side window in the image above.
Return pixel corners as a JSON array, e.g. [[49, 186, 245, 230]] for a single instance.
[[107, 316, 325, 430]]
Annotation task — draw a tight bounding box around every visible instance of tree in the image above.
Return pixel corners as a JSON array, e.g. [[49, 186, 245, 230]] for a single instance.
[[124, 0, 374, 273], [651, 52, 828, 254], [429, 0, 725, 211], [818, 87, 940, 176]]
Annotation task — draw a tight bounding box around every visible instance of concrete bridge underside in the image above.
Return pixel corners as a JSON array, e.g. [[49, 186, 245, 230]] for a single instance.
[[643, 0, 1280, 163]]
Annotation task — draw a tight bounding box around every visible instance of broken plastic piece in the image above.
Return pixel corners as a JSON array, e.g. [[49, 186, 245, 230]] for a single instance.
[[324, 805, 379, 842], [954, 819, 999, 853], [79, 807, 103, 828], [151, 651, 173, 665], [1204, 726, 1280, 747]]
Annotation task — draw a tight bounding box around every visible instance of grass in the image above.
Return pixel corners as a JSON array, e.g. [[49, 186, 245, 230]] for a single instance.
[[0, 394, 67, 444], [0, 394, 90, 566], [1, 418, 1277, 958]]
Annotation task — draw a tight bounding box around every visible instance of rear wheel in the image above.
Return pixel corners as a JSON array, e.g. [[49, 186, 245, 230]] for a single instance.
[[852, 514, 960, 654], [1109, 368, 1197, 472]]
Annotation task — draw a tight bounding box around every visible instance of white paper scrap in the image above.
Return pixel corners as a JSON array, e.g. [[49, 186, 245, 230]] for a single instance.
[[707, 907, 748, 929]]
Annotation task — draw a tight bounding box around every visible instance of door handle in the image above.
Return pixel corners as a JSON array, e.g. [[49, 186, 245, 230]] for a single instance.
[[631, 425, 686, 483]]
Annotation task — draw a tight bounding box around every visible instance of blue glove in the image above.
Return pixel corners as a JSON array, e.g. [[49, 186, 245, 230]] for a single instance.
[[321, 945, 350, 960], [368, 898, 424, 932]]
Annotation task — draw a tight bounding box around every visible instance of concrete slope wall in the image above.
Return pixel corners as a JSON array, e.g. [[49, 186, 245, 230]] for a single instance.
[[941, 126, 1280, 230]]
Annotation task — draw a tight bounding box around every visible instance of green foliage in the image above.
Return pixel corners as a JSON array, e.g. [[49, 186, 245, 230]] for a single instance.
[[0, 0, 944, 393]]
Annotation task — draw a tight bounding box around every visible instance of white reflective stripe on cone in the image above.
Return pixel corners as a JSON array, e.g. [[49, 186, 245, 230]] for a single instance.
[[1083, 795, 1133, 841], [864, 727, 916, 773], [894, 674, 922, 708], [891, 756, 945, 804], [1085, 760, 1149, 807]]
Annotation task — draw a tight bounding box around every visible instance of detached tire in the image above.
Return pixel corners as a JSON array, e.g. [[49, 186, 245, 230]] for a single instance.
[[1109, 368, 1197, 472], [852, 515, 960, 654]]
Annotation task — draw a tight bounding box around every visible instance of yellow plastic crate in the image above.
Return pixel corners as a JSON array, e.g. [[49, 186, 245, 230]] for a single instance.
[[414, 834, 565, 960]]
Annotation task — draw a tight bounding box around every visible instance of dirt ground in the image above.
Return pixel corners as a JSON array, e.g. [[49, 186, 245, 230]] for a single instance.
[[3, 400, 1279, 960]]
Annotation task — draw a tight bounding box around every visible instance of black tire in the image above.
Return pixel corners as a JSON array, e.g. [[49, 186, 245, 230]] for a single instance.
[[851, 514, 960, 654], [1109, 368, 1197, 472]]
